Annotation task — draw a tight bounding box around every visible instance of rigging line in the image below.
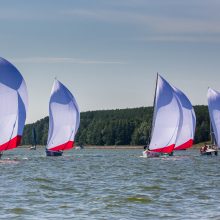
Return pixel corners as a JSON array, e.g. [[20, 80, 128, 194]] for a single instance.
[[5, 99, 19, 151]]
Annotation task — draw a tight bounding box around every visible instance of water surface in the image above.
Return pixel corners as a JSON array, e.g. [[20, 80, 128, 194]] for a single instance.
[[0, 148, 219, 219]]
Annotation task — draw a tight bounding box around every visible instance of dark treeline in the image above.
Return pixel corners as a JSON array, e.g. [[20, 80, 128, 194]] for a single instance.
[[21, 105, 210, 146]]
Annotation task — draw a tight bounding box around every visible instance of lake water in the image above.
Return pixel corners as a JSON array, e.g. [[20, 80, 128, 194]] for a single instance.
[[0, 148, 220, 219]]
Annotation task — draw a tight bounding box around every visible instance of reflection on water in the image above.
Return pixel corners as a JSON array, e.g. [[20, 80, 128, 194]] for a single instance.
[[0, 148, 220, 219]]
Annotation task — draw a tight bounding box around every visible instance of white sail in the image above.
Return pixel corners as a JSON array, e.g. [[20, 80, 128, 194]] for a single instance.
[[173, 87, 196, 150], [207, 88, 220, 148], [0, 57, 28, 151], [149, 75, 181, 153], [47, 80, 80, 151]]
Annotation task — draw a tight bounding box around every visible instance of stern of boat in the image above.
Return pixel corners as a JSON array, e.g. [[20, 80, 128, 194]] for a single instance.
[[46, 149, 63, 156]]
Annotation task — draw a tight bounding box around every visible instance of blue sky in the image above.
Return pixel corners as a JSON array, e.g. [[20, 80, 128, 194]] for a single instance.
[[1, 0, 220, 123]]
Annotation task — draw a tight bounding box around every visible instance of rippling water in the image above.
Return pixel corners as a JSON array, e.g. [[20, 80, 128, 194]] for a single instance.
[[1, 148, 220, 219]]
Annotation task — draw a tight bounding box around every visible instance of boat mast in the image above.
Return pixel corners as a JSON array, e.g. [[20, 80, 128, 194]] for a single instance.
[[210, 120, 216, 145], [149, 73, 159, 142], [32, 125, 37, 148], [210, 120, 212, 144], [208, 87, 216, 146]]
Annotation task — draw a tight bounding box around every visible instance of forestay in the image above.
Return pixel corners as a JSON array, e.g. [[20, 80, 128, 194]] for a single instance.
[[173, 87, 196, 150], [47, 80, 80, 151], [0, 57, 28, 151], [207, 88, 220, 148], [149, 75, 181, 153]]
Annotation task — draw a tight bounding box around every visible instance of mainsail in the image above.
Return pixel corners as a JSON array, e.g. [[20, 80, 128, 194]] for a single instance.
[[207, 88, 220, 148], [0, 57, 28, 151], [149, 75, 181, 153], [47, 80, 80, 151], [173, 87, 196, 150]]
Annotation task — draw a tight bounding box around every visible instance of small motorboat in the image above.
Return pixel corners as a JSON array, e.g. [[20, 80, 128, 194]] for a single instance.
[[200, 144, 218, 156]]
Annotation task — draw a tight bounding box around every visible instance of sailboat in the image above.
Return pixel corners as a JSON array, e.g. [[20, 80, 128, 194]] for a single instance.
[[0, 57, 28, 158], [29, 126, 37, 150], [172, 86, 196, 151], [46, 79, 80, 156], [143, 74, 181, 157], [200, 88, 219, 156]]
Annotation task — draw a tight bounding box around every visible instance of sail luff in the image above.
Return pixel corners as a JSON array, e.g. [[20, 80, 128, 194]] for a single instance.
[[149, 73, 159, 142]]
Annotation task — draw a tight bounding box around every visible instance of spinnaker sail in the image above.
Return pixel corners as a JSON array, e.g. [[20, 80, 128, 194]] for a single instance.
[[0, 57, 28, 151], [46, 80, 80, 153]]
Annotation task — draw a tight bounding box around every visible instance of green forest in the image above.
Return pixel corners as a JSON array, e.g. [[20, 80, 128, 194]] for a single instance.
[[21, 105, 210, 146]]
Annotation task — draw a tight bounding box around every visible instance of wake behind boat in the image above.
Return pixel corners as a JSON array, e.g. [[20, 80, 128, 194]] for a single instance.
[[46, 79, 80, 156]]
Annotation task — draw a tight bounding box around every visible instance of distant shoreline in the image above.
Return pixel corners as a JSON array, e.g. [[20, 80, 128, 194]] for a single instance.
[[83, 145, 143, 149], [20, 145, 144, 149], [20, 143, 206, 150]]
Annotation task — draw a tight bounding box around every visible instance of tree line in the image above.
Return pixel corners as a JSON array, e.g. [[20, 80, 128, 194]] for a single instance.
[[21, 105, 210, 146]]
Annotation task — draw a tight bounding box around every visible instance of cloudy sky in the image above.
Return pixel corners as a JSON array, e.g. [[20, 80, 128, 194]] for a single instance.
[[1, 0, 220, 123]]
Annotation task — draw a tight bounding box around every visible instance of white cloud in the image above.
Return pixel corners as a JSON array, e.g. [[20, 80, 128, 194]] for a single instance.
[[63, 8, 220, 35], [140, 35, 220, 43], [11, 57, 125, 65]]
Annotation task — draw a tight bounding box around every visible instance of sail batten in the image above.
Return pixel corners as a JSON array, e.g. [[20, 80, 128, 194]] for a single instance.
[[47, 80, 80, 151]]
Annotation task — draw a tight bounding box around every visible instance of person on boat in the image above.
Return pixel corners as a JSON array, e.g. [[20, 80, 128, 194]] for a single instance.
[[200, 146, 204, 153], [200, 144, 208, 153], [143, 145, 150, 157], [168, 152, 174, 156], [144, 145, 148, 150]]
